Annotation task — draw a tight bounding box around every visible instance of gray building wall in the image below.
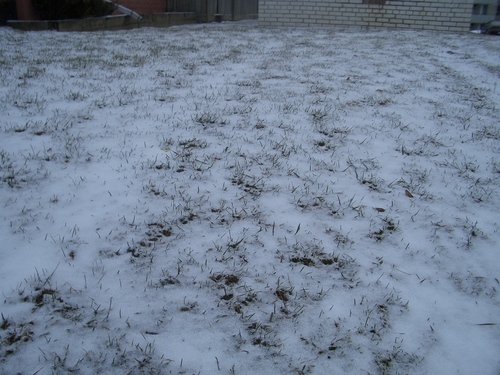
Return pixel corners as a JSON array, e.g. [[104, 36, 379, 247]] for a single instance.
[[259, 0, 474, 32], [167, 0, 258, 22], [470, 0, 497, 29]]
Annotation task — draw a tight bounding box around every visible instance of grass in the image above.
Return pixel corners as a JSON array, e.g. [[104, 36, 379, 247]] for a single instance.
[[0, 21, 500, 375]]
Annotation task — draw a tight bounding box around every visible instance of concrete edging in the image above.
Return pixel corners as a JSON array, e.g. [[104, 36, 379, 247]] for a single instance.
[[7, 12, 197, 32]]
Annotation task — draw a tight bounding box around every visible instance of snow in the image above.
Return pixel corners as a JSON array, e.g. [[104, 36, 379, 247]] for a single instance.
[[0, 20, 499, 374]]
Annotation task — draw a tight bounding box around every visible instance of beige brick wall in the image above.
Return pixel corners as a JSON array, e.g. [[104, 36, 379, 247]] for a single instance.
[[259, 0, 474, 32]]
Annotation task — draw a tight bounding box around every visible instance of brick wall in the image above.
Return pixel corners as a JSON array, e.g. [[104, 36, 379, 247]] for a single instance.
[[259, 0, 474, 32], [16, 0, 38, 20], [117, 0, 166, 14]]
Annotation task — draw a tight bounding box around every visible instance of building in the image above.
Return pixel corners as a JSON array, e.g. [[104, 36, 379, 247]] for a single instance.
[[14, 0, 257, 22], [11, 0, 500, 32], [470, 0, 498, 29], [258, 0, 488, 32]]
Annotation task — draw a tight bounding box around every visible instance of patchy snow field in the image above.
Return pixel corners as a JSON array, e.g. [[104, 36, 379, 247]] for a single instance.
[[1, 20, 499, 375]]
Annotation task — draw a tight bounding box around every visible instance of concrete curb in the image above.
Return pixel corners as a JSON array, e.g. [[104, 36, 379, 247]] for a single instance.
[[7, 13, 197, 32]]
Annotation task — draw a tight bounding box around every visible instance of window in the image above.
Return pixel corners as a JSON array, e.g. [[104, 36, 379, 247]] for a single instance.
[[472, 4, 489, 15]]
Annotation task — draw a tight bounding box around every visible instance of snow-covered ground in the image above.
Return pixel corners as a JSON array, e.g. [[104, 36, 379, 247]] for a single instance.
[[0, 20, 499, 374]]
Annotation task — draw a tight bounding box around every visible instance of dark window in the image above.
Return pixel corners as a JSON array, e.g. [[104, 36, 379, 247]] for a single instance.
[[472, 4, 489, 15]]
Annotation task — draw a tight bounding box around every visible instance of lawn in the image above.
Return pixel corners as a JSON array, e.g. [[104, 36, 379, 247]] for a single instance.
[[0, 21, 499, 374]]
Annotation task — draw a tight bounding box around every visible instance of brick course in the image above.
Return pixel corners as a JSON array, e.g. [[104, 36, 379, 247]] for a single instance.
[[259, 0, 474, 32]]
